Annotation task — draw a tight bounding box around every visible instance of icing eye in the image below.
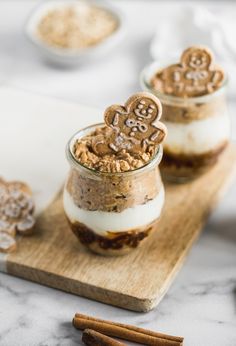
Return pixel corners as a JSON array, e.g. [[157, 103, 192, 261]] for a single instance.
[[141, 109, 146, 115], [125, 118, 136, 127], [137, 104, 144, 109]]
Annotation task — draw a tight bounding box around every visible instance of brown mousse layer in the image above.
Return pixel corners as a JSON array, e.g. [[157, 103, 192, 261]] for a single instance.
[[66, 166, 162, 213], [161, 95, 226, 123]]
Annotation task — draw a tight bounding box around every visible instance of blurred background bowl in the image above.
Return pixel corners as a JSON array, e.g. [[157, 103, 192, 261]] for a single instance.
[[25, 0, 126, 67]]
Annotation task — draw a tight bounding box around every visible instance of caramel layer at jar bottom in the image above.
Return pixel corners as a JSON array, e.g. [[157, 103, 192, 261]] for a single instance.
[[68, 219, 159, 256], [161, 141, 228, 181]]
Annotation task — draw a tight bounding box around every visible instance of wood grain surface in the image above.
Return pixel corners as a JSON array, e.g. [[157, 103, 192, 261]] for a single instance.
[[4, 144, 236, 312]]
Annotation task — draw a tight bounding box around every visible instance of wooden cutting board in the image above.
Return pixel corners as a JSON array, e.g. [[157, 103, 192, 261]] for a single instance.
[[2, 145, 236, 312], [0, 87, 236, 312]]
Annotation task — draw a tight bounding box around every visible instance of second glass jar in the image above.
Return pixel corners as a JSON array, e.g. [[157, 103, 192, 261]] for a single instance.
[[141, 62, 231, 182]]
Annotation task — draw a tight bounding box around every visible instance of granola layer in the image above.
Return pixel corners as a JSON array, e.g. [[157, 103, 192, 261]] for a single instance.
[[73, 126, 156, 173], [161, 141, 228, 179], [69, 219, 158, 256]]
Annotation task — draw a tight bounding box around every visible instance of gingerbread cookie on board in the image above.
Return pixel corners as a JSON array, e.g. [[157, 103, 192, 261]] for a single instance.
[[0, 232, 16, 253], [151, 46, 225, 97], [0, 178, 35, 253], [92, 92, 167, 156]]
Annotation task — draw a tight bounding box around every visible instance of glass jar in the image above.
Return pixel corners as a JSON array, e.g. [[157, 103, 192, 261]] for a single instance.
[[63, 124, 165, 256], [141, 62, 231, 182]]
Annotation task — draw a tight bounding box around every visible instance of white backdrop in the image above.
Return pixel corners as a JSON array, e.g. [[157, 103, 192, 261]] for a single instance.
[[0, 2, 236, 346]]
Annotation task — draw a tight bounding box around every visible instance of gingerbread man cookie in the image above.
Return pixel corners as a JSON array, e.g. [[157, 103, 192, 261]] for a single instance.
[[151, 46, 225, 97], [92, 92, 167, 156], [0, 178, 35, 253]]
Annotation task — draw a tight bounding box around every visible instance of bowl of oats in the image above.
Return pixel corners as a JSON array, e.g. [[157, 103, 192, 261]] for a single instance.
[[25, 0, 125, 65]]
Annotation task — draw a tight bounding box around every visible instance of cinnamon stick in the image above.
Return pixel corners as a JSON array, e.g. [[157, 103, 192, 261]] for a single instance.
[[73, 313, 183, 346], [82, 329, 126, 346]]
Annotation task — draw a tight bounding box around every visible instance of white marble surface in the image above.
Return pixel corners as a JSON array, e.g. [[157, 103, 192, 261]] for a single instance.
[[0, 1, 236, 345]]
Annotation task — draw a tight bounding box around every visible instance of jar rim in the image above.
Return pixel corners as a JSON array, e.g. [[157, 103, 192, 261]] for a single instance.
[[66, 123, 163, 176], [140, 60, 228, 105]]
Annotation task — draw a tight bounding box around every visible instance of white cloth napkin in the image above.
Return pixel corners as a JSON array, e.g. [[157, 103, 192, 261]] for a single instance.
[[150, 6, 236, 97]]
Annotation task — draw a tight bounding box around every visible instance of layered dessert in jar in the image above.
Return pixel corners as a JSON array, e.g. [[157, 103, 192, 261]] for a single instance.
[[63, 92, 167, 256], [141, 46, 230, 182]]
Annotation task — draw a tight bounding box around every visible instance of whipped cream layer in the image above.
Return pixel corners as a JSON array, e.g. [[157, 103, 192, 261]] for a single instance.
[[164, 113, 230, 155], [63, 187, 164, 236]]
